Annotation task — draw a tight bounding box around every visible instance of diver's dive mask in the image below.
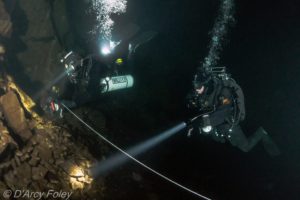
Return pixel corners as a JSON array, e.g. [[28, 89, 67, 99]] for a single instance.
[[193, 75, 212, 96], [193, 67, 212, 91]]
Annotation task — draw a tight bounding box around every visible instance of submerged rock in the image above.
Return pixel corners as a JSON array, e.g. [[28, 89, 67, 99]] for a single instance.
[[0, 91, 32, 142], [15, 0, 63, 85], [0, 120, 16, 158], [0, 76, 105, 199]]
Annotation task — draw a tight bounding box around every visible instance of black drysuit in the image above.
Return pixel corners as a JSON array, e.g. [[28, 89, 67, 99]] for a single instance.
[[188, 77, 280, 155]]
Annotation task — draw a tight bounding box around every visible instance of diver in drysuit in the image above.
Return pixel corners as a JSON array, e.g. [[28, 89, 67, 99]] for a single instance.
[[187, 67, 280, 156], [41, 51, 129, 117], [41, 30, 157, 117]]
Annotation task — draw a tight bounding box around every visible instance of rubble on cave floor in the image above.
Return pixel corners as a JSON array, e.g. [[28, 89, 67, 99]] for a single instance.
[[0, 1, 160, 199], [0, 76, 105, 199]]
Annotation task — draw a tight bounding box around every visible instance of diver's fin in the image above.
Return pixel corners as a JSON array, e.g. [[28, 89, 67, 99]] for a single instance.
[[262, 135, 281, 156], [115, 23, 141, 42], [258, 127, 281, 156], [128, 31, 158, 56]]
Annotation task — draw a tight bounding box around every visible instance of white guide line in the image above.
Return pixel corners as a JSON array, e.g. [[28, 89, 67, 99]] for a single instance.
[[61, 103, 212, 200]]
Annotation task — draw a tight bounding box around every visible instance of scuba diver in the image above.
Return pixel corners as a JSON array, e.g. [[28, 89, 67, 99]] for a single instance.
[[41, 30, 157, 118], [43, 0, 157, 117], [186, 67, 281, 156]]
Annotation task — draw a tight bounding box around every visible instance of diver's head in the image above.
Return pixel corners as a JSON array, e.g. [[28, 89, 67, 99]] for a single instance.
[[193, 70, 211, 95]]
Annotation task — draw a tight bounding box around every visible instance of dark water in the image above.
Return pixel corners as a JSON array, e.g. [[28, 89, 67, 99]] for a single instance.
[[8, 0, 300, 199], [66, 0, 300, 199]]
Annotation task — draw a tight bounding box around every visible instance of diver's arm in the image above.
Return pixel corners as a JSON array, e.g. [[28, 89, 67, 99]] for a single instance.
[[186, 90, 199, 110], [227, 79, 246, 121]]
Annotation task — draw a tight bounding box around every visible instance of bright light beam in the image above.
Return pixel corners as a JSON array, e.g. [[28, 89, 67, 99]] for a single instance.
[[62, 103, 211, 200], [92, 122, 187, 176], [101, 45, 112, 55], [32, 70, 68, 101]]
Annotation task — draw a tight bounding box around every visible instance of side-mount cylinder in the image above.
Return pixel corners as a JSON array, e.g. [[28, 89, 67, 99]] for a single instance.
[[100, 75, 134, 93]]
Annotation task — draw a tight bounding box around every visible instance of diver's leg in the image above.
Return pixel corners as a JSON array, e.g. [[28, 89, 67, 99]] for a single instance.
[[256, 127, 281, 156], [127, 31, 158, 61], [228, 126, 280, 155], [129, 31, 157, 54], [227, 125, 254, 152]]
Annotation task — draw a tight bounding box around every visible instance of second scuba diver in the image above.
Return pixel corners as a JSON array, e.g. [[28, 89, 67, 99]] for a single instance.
[[41, 29, 157, 118], [186, 67, 281, 156]]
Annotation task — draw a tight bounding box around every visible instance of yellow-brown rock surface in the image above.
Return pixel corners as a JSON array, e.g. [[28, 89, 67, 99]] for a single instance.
[[0, 76, 105, 199], [0, 91, 32, 142]]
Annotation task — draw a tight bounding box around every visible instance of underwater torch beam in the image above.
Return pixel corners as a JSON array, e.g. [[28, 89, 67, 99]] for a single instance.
[[92, 110, 213, 175], [61, 103, 212, 200], [32, 70, 68, 101], [91, 122, 187, 175]]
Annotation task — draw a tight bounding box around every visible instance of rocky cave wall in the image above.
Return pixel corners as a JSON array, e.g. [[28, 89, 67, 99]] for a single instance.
[[0, 1, 105, 199]]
